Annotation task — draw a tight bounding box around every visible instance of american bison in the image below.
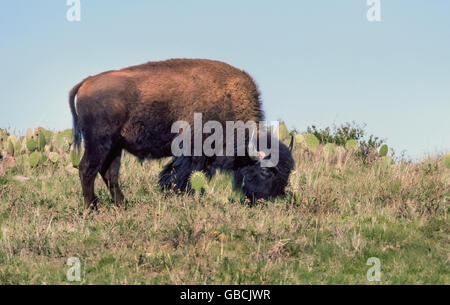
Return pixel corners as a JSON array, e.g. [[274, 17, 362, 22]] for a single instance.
[[69, 59, 294, 208]]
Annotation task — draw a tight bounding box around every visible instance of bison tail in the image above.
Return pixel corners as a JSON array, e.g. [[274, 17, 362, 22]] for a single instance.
[[69, 80, 85, 153]]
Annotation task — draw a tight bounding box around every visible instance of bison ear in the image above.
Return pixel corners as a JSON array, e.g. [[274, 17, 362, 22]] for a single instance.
[[289, 135, 294, 152]]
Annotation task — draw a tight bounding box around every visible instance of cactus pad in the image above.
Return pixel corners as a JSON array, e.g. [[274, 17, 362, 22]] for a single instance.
[[294, 134, 305, 145], [70, 149, 81, 168], [345, 139, 358, 151], [190, 171, 207, 193], [26, 138, 37, 152], [29, 152, 41, 167], [443, 153, 450, 169], [323, 143, 336, 156], [48, 152, 59, 163], [6, 140, 14, 156], [277, 123, 290, 141], [379, 144, 388, 157], [304, 133, 319, 153]]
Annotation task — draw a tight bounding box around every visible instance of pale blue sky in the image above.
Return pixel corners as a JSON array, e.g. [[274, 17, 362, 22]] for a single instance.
[[1, 1, 449, 160]]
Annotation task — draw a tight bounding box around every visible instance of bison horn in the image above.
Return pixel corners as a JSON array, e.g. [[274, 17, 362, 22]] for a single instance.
[[248, 129, 266, 161], [289, 135, 294, 152]]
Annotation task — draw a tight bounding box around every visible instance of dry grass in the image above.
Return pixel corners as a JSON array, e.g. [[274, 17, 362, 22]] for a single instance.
[[0, 146, 449, 284]]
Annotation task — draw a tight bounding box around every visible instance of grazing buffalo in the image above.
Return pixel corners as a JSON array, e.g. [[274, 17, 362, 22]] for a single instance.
[[69, 59, 294, 208]]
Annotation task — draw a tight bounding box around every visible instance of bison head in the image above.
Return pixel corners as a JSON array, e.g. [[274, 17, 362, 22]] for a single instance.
[[234, 133, 294, 202]]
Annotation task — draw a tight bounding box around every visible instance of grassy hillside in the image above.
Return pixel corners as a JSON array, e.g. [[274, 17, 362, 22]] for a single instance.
[[0, 130, 449, 284]]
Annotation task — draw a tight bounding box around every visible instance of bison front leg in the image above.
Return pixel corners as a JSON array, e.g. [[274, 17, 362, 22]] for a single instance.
[[158, 158, 176, 191], [159, 156, 192, 192], [100, 148, 124, 206], [159, 156, 211, 194]]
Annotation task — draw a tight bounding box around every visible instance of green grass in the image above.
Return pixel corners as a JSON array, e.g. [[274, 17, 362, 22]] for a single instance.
[[0, 147, 449, 284]]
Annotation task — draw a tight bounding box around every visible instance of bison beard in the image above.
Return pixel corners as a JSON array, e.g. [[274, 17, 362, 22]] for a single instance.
[[69, 59, 294, 208]]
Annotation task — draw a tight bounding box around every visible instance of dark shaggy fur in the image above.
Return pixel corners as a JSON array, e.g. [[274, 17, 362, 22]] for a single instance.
[[69, 58, 294, 208]]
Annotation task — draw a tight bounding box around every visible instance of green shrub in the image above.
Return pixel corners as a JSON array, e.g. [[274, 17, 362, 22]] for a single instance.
[[307, 122, 383, 148], [307, 122, 385, 163]]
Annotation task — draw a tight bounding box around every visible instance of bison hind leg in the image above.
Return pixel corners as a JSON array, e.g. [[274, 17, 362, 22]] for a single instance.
[[100, 147, 124, 206], [79, 140, 113, 209]]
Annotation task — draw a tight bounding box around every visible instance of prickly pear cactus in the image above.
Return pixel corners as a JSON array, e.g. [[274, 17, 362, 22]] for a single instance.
[[294, 133, 305, 146], [40, 128, 53, 144], [379, 144, 388, 157], [345, 139, 358, 151], [60, 129, 74, 142], [8, 135, 19, 155], [323, 143, 336, 156], [44, 144, 51, 155], [6, 140, 14, 156], [48, 152, 59, 163], [37, 132, 46, 152], [304, 133, 319, 153], [55, 129, 73, 153], [29, 151, 41, 167], [70, 149, 81, 168], [443, 153, 450, 169], [15, 154, 29, 167], [20, 138, 28, 154], [190, 171, 207, 194], [276, 123, 290, 141], [13, 140, 21, 156], [26, 138, 37, 152], [0, 130, 8, 150], [8, 134, 18, 145]]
